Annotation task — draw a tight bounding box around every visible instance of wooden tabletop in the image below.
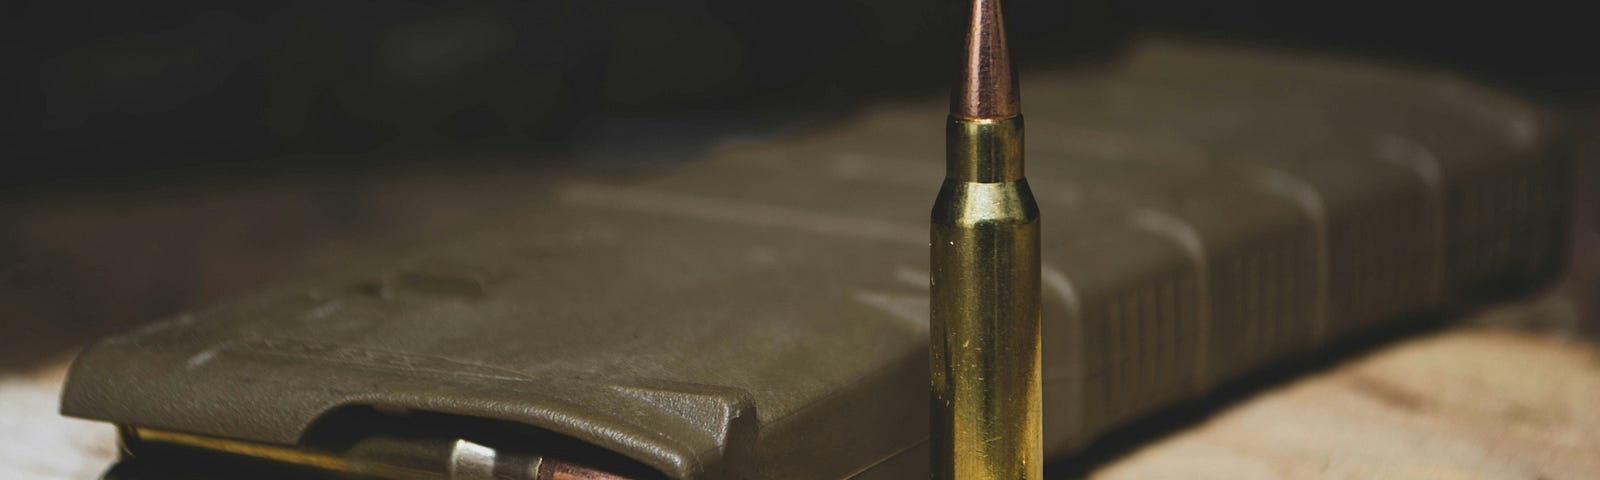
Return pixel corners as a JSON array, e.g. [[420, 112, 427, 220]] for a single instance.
[[1089, 300, 1600, 479]]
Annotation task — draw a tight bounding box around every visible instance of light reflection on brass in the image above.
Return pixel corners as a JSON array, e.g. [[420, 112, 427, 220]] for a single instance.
[[930, 0, 1042, 477], [129, 427, 350, 472], [124, 426, 632, 479]]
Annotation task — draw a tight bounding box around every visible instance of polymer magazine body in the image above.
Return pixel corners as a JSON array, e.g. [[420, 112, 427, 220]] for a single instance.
[[63, 39, 1573, 479]]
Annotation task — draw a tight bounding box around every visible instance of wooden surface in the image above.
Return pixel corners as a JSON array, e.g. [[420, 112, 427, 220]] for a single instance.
[[0, 358, 118, 479], [3, 295, 1596, 479], [1090, 298, 1600, 480]]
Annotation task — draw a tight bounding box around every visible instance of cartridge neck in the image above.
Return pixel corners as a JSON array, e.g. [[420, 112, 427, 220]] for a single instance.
[[946, 115, 1025, 183]]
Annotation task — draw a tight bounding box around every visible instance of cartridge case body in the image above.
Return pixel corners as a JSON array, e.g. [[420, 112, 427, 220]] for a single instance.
[[930, 116, 1042, 480]]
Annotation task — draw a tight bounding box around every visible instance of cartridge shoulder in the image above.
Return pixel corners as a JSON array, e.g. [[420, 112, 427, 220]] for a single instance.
[[931, 178, 1040, 226]]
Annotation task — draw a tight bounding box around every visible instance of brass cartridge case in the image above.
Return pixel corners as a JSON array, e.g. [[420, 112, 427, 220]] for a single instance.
[[930, 115, 1042, 480], [119, 426, 632, 479]]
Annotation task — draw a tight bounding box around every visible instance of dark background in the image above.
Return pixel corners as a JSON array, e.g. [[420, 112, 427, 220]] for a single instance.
[[1, 1, 1597, 368], [5, 0, 1597, 190]]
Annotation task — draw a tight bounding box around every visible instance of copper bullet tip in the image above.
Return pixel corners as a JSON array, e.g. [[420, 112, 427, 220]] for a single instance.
[[540, 458, 636, 480], [951, 0, 1021, 121]]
